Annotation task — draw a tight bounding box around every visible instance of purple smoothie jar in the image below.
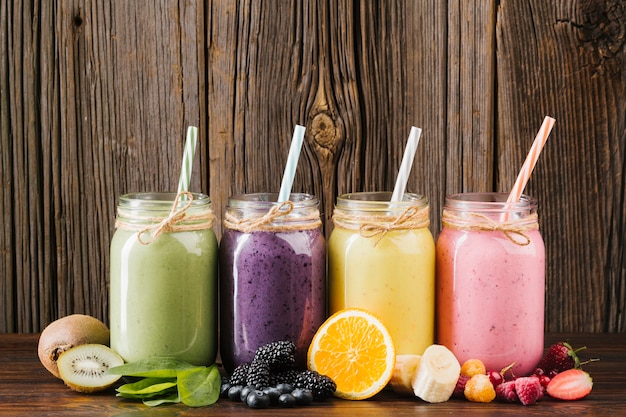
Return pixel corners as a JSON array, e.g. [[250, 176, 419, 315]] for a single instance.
[[219, 193, 326, 371]]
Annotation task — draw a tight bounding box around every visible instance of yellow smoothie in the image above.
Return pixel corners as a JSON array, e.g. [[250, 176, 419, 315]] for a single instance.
[[328, 192, 435, 355]]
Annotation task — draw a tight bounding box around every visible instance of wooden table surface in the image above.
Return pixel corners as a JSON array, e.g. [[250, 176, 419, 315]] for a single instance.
[[0, 333, 623, 416]]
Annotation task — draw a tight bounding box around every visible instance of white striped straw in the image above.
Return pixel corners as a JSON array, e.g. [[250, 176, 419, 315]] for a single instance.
[[506, 116, 556, 203], [277, 125, 306, 202], [177, 126, 198, 194], [391, 126, 422, 202]]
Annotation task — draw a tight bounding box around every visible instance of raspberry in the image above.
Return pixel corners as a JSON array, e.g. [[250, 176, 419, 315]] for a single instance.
[[515, 376, 542, 405], [495, 380, 518, 403], [463, 374, 496, 403], [452, 374, 470, 399], [460, 358, 486, 377]]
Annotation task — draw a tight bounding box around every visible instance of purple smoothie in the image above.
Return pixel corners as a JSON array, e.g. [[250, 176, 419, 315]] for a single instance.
[[219, 228, 326, 372]]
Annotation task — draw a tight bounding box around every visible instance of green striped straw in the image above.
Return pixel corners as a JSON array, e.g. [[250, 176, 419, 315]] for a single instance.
[[177, 126, 198, 194]]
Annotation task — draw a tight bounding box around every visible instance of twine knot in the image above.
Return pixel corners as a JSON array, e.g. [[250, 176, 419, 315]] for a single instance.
[[114, 191, 215, 245], [137, 191, 194, 245], [224, 201, 322, 233], [441, 211, 538, 246], [333, 205, 430, 247]]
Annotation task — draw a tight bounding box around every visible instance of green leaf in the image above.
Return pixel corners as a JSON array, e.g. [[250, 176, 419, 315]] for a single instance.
[[177, 365, 221, 407], [107, 357, 201, 378], [116, 377, 177, 396], [143, 392, 181, 407], [116, 386, 177, 400]]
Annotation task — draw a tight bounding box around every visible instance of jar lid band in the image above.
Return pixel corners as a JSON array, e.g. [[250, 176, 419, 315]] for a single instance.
[[224, 200, 322, 233], [441, 211, 538, 246], [332, 205, 430, 246], [115, 191, 215, 245]]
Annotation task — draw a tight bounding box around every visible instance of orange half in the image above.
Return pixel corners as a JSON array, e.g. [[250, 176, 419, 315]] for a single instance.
[[307, 308, 396, 400]]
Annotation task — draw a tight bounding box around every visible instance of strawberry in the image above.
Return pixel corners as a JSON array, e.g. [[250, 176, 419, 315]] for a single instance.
[[546, 369, 593, 400], [514, 376, 542, 405], [535, 342, 585, 375]]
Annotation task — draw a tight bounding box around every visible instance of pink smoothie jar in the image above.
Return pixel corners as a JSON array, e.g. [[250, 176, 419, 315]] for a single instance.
[[436, 192, 545, 376]]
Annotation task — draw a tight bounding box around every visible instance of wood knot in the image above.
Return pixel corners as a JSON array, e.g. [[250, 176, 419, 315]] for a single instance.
[[310, 112, 342, 157], [573, 0, 625, 77]]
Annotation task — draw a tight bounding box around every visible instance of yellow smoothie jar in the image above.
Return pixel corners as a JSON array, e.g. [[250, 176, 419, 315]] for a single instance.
[[110, 191, 218, 365], [328, 191, 435, 356]]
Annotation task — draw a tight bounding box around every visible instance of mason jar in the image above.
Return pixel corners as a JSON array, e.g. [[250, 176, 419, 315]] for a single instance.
[[219, 193, 326, 372], [328, 191, 435, 357], [110, 191, 218, 365], [436, 192, 545, 376]]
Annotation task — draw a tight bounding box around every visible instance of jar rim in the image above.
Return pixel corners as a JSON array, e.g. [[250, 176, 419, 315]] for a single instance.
[[444, 192, 537, 212], [118, 192, 211, 208], [336, 191, 428, 210], [227, 192, 318, 209]]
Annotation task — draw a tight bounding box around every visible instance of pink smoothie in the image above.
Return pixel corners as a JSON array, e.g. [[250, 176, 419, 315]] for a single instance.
[[436, 197, 545, 376]]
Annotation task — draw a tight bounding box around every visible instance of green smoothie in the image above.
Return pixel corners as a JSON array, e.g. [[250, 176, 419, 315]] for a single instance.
[[109, 193, 218, 365]]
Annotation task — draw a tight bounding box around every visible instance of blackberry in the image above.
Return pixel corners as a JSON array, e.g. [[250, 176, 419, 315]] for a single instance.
[[294, 370, 337, 400], [269, 369, 300, 386], [254, 341, 297, 371], [246, 358, 271, 388], [228, 363, 251, 386]]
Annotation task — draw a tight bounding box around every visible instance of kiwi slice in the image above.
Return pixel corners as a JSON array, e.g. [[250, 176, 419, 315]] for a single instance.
[[57, 343, 124, 393]]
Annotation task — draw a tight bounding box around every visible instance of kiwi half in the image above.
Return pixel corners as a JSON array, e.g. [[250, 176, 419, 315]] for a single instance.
[[38, 314, 110, 378], [57, 344, 124, 393]]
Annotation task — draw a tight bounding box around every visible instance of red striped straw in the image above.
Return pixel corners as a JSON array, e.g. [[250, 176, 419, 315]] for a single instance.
[[506, 116, 556, 203]]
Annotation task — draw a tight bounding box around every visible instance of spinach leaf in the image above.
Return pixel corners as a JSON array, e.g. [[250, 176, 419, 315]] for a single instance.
[[177, 365, 221, 407], [108, 357, 200, 378], [143, 392, 181, 406], [116, 377, 177, 396]]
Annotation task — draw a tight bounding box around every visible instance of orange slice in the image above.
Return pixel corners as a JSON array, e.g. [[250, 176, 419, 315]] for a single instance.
[[307, 308, 396, 400]]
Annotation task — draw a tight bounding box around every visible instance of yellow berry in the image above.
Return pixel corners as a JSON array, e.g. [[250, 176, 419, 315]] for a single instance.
[[464, 374, 496, 403], [460, 358, 486, 377]]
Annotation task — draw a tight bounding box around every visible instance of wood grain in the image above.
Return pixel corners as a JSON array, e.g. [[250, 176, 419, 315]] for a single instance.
[[0, 333, 622, 416], [0, 0, 624, 333], [496, 0, 626, 332]]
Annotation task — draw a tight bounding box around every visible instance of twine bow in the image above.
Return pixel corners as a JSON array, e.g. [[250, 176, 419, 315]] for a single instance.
[[441, 212, 538, 246], [137, 191, 194, 245], [333, 206, 430, 247]]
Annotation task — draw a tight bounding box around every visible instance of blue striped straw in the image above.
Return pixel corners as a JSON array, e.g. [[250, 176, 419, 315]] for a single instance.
[[277, 125, 306, 202], [177, 126, 198, 194], [391, 126, 422, 202]]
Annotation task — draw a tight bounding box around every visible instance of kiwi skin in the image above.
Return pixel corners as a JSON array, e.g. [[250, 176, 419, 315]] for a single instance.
[[38, 314, 110, 379]]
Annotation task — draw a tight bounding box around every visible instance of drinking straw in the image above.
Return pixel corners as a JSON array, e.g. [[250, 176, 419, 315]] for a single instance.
[[277, 124, 306, 202], [506, 116, 556, 203], [391, 126, 422, 202], [177, 126, 198, 194]]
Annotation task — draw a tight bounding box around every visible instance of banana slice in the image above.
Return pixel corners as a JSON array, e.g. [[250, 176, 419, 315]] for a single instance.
[[389, 354, 422, 395], [411, 344, 460, 403]]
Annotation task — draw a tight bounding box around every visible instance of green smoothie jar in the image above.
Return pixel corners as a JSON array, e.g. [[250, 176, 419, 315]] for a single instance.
[[110, 191, 218, 365]]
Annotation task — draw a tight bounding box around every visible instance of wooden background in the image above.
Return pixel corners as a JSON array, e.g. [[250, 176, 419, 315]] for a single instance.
[[1, 0, 624, 334]]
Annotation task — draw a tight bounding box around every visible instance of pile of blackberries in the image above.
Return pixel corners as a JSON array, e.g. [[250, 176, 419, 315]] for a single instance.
[[220, 341, 336, 409]]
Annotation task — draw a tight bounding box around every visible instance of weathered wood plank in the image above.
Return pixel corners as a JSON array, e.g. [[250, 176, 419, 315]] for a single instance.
[[0, 0, 624, 334], [496, 0, 626, 331]]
